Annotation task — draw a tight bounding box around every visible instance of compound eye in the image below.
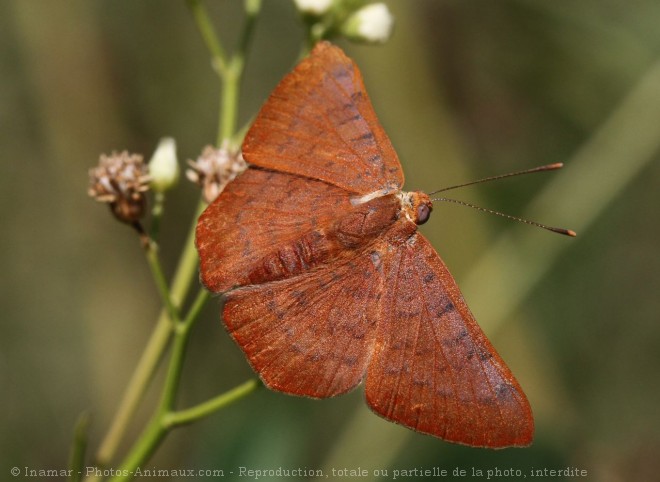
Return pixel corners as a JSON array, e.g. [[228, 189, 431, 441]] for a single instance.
[[417, 203, 431, 225]]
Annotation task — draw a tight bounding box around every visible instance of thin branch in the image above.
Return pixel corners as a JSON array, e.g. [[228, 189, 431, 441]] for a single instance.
[[164, 379, 262, 428]]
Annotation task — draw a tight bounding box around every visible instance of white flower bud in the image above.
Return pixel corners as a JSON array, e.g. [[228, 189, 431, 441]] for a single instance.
[[342, 3, 394, 44], [148, 137, 179, 193], [294, 0, 333, 16]]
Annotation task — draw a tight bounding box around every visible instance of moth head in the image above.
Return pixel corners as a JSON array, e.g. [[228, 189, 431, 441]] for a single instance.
[[412, 192, 433, 225], [399, 191, 433, 225]]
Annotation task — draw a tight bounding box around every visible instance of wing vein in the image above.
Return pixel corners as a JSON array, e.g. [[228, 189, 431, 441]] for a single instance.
[[385, 246, 407, 418], [313, 78, 380, 175], [423, 281, 461, 440], [405, 250, 425, 430]]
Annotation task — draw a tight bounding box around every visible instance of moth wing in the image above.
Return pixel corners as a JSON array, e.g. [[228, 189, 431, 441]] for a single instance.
[[196, 168, 353, 293], [243, 41, 404, 195], [222, 248, 386, 398], [365, 232, 534, 448]]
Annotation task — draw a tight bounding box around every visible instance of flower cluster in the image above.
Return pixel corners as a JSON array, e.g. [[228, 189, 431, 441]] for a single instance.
[[88, 139, 247, 229], [294, 0, 394, 44], [88, 3, 395, 233], [186, 144, 247, 204], [88, 151, 150, 224]]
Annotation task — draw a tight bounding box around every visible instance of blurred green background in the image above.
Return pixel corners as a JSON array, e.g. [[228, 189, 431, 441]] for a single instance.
[[2, 1, 659, 481]]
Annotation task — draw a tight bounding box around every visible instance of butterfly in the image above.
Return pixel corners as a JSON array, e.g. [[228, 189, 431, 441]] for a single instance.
[[195, 41, 534, 448]]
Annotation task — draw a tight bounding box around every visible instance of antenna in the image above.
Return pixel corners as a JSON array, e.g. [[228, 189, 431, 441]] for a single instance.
[[432, 197, 576, 236], [429, 163, 564, 195], [430, 163, 576, 237]]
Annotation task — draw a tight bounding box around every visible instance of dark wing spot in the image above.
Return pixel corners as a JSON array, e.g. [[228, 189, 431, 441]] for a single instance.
[[435, 387, 452, 398], [338, 114, 361, 126], [267, 300, 284, 320], [413, 377, 431, 387], [344, 355, 358, 367], [333, 67, 351, 80], [478, 349, 493, 362], [495, 382, 515, 401], [436, 302, 455, 318], [385, 366, 401, 376], [352, 132, 374, 142], [367, 154, 381, 164], [291, 289, 308, 307]]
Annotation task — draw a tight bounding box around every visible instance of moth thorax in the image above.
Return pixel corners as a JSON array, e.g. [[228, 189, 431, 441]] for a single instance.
[[398, 191, 433, 225]]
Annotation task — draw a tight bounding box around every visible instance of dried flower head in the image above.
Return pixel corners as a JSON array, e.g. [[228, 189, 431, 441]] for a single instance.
[[186, 143, 247, 203], [88, 151, 150, 224]]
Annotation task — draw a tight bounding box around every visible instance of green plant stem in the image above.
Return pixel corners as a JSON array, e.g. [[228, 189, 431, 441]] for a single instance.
[[110, 290, 202, 482], [92, 200, 206, 475], [301, 24, 325, 58], [102, 3, 264, 480], [169, 200, 208, 304], [160, 290, 209, 411], [164, 379, 262, 428], [109, 380, 259, 482], [187, 0, 260, 144], [149, 191, 165, 241], [218, 0, 261, 144], [220, 67, 240, 143], [90, 317, 171, 479], [69, 412, 90, 482], [111, 413, 166, 482], [231, 115, 254, 148], [145, 243, 181, 324], [186, 0, 227, 73], [110, 289, 257, 482]]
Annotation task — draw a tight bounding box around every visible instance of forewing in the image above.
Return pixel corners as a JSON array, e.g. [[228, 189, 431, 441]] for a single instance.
[[365, 233, 534, 448], [242, 41, 404, 195], [223, 249, 385, 398], [196, 168, 353, 293]]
